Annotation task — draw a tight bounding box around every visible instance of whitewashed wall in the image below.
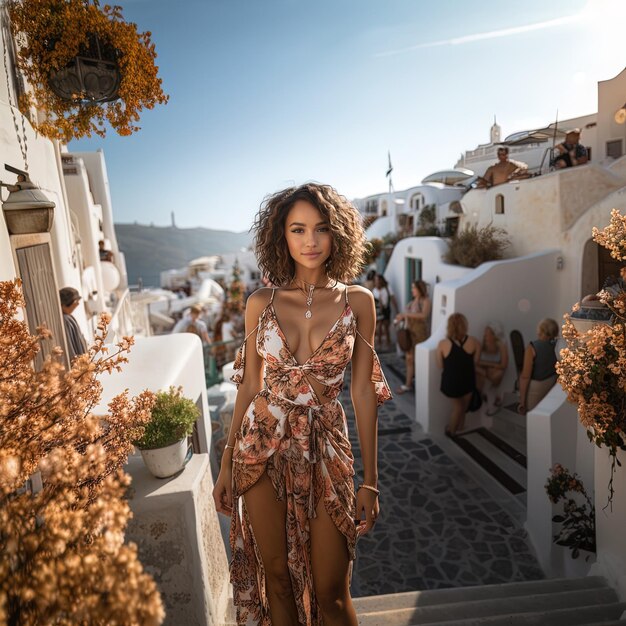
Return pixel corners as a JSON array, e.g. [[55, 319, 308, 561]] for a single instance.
[[382, 236, 470, 311], [414, 250, 563, 435], [591, 448, 626, 601]]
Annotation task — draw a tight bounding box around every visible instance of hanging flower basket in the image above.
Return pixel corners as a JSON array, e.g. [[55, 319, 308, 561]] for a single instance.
[[47, 33, 121, 103], [8, 0, 168, 141]]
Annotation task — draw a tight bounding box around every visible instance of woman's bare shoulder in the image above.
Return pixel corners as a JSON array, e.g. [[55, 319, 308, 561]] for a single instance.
[[246, 287, 274, 316], [347, 284, 374, 302]]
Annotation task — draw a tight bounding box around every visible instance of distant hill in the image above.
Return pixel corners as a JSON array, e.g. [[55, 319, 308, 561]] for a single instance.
[[114, 223, 253, 287]]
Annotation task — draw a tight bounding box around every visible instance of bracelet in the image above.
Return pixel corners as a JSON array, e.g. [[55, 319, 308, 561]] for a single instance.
[[224, 444, 235, 450], [358, 483, 380, 496]]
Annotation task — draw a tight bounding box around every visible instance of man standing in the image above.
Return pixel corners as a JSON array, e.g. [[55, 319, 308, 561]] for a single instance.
[[552, 129, 588, 168], [172, 304, 211, 344], [478, 146, 529, 187], [59, 287, 88, 362]]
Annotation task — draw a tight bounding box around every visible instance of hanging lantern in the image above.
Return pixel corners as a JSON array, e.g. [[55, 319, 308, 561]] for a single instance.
[[1, 179, 55, 235]]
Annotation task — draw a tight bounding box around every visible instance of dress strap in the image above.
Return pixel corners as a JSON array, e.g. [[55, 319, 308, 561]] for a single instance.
[[270, 287, 276, 303], [354, 329, 392, 406], [355, 328, 373, 349], [345, 284, 350, 305]]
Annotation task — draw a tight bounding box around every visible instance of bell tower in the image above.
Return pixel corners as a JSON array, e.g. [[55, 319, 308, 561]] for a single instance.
[[490, 116, 501, 144]]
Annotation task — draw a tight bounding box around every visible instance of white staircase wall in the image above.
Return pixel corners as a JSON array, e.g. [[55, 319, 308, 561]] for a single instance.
[[591, 447, 626, 602], [526, 386, 595, 577], [414, 250, 562, 436]]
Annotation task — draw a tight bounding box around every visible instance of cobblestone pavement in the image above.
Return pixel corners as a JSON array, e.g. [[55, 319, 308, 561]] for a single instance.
[[346, 353, 544, 597]]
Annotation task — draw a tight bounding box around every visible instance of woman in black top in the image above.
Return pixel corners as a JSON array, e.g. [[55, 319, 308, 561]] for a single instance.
[[436, 313, 481, 436]]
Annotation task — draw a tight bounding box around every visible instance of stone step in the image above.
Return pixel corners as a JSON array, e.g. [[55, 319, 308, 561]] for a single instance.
[[409, 604, 626, 625], [356, 586, 618, 625], [462, 431, 527, 489], [353, 576, 608, 613], [490, 407, 526, 447]]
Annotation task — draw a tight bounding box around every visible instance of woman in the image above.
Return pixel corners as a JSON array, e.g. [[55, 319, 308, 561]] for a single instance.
[[372, 274, 397, 350], [363, 268, 376, 291], [394, 280, 431, 393], [212, 183, 392, 626], [436, 313, 480, 436], [518, 318, 559, 415], [475, 321, 509, 415]]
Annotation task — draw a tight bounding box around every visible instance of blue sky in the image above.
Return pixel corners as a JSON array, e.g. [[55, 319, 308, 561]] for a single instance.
[[71, 0, 626, 232]]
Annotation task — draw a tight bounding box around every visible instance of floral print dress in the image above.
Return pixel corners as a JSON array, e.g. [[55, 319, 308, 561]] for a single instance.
[[229, 286, 391, 625]]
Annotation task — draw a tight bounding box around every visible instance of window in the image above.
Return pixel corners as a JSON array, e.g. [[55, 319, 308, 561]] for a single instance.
[[381, 200, 388, 216], [495, 194, 505, 215], [410, 193, 424, 211], [365, 199, 378, 214], [606, 139, 623, 160]]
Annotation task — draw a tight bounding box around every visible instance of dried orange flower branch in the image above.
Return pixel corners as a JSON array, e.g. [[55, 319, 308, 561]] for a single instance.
[[557, 209, 626, 507], [0, 279, 164, 624], [8, 0, 168, 141]]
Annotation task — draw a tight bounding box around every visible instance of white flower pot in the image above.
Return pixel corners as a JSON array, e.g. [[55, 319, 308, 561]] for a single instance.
[[140, 438, 191, 478]]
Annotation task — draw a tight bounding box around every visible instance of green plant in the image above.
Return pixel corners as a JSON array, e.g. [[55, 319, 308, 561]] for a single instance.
[[415, 204, 440, 236], [444, 222, 510, 268], [8, 0, 168, 141], [134, 386, 199, 450], [364, 238, 383, 264], [545, 464, 596, 559]]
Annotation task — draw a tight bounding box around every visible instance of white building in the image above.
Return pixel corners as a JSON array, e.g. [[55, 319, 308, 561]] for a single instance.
[[379, 66, 626, 597]]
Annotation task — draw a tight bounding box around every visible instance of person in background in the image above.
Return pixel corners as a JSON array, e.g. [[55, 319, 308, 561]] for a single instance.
[[172, 304, 210, 343], [363, 269, 377, 291], [59, 287, 87, 362], [475, 321, 509, 416], [518, 318, 559, 415], [98, 240, 114, 263], [551, 129, 588, 169], [477, 146, 528, 187], [372, 274, 397, 351], [394, 280, 431, 393], [436, 313, 481, 436]]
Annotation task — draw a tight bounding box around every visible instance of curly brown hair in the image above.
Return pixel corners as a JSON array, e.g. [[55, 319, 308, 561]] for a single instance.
[[253, 183, 368, 285]]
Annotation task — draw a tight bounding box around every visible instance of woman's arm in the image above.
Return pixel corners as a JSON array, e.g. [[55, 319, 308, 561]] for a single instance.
[[518, 344, 535, 414], [349, 287, 381, 535], [498, 342, 509, 371], [350, 288, 379, 487], [213, 290, 268, 515], [472, 337, 481, 366], [220, 291, 267, 467], [402, 297, 432, 321], [435, 340, 446, 369]]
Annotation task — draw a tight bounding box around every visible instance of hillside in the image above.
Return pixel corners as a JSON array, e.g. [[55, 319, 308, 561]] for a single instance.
[[114, 223, 253, 287]]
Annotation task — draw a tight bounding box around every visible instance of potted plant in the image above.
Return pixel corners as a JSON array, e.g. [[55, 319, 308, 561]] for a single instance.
[[545, 464, 596, 561], [134, 386, 199, 479], [558, 209, 626, 507], [8, 0, 168, 141]]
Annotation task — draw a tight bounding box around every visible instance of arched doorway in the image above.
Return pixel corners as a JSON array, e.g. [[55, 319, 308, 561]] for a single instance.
[[581, 238, 623, 299]]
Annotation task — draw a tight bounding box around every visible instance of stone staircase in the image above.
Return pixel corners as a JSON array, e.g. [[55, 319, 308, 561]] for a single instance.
[[354, 576, 626, 625], [449, 396, 528, 499]]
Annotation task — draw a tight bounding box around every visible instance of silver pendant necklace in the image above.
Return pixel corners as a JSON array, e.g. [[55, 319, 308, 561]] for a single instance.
[[305, 283, 314, 319]]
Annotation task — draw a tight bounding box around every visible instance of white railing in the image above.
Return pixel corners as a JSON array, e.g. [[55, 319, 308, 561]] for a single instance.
[[104, 288, 133, 343]]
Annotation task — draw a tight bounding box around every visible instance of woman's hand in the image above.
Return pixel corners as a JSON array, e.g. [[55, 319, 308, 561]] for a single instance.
[[355, 487, 379, 537], [212, 463, 233, 516], [517, 402, 527, 415]]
